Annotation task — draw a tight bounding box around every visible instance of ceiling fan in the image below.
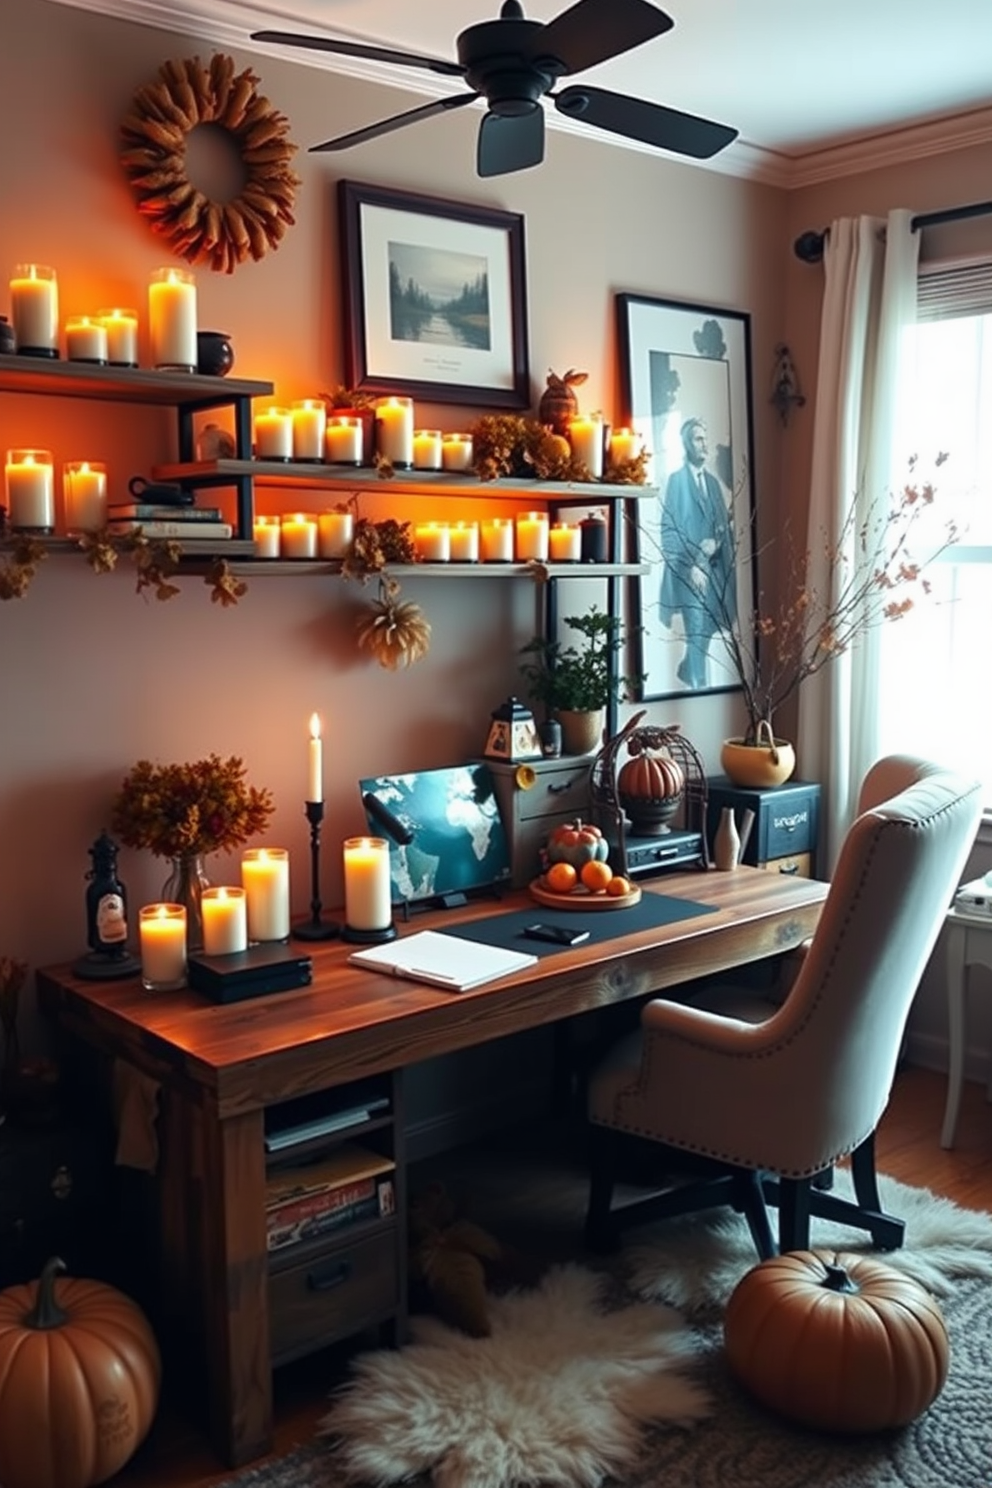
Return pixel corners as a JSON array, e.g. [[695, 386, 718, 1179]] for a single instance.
[[252, 0, 738, 178]]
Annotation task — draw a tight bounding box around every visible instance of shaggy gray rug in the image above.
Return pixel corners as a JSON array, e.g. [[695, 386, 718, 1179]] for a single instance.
[[219, 1176, 992, 1488]]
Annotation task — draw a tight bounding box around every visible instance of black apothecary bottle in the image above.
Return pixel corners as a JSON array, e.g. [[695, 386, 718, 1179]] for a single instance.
[[85, 830, 130, 953]]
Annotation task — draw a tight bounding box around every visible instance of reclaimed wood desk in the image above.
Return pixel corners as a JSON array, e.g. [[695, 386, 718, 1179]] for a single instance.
[[37, 866, 827, 1467]]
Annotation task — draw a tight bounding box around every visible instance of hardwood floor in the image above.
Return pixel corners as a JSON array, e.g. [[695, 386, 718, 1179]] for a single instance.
[[114, 1065, 992, 1488]]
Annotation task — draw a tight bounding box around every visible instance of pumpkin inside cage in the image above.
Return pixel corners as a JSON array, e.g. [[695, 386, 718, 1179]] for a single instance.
[[617, 747, 685, 835]]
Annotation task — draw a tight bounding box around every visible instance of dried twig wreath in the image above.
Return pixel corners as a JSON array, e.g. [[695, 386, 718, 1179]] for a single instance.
[[120, 53, 301, 274]]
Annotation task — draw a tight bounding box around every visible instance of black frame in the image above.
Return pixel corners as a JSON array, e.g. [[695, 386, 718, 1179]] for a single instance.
[[616, 292, 757, 704], [339, 180, 530, 408]]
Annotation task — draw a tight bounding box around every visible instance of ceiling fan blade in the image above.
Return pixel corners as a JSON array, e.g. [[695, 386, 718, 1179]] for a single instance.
[[311, 93, 479, 153], [251, 30, 465, 79], [477, 109, 545, 177], [555, 85, 737, 158], [540, 0, 673, 76]]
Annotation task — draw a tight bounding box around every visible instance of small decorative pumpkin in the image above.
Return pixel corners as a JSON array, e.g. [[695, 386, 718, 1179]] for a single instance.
[[546, 819, 609, 869], [538, 368, 588, 436], [0, 1256, 161, 1488], [724, 1248, 949, 1433], [618, 749, 685, 803]]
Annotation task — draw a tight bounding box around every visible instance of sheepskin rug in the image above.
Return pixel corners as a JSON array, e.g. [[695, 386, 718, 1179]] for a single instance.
[[319, 1263, 710, 1488]]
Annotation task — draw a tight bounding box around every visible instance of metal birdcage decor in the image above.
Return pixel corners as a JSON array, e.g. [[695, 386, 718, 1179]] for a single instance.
[[590, 711, 710, 875]]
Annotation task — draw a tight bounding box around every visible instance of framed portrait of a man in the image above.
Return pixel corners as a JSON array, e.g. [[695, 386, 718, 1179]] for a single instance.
[[617, 293, 756, 703]]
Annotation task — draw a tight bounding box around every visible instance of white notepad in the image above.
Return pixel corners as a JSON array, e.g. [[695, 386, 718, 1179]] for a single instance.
[[347, 930, 537, 993]]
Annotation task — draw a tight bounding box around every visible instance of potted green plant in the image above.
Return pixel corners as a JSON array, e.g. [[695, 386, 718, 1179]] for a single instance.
[[519, 606, 642, 755]]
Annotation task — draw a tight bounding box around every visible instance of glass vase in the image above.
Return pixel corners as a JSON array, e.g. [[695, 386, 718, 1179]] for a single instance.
[[162, 852, 211, 953]]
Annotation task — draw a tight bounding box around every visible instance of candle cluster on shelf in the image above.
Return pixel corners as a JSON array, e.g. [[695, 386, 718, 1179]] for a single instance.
[[4, 445, 118, 538], [5, 261, 190, 370]]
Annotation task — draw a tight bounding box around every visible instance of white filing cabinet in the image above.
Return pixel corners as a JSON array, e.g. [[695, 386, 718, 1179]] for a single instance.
[[940, 878, 992, 1148]]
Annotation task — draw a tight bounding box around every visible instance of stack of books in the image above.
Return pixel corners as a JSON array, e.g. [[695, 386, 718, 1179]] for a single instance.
[[105, 500, 233, 541], [265, 1143, 396, 1253]]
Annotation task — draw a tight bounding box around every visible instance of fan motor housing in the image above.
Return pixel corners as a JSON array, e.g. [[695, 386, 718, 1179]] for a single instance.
[[458, 19, 563, 112]]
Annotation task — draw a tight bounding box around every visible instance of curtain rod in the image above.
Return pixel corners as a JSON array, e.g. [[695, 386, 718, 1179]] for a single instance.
[[793, 198, 992, 264]]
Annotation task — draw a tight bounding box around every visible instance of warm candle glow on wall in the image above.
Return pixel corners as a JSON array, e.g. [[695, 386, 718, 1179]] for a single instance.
[[10, 264, 58, 354], [308, 712, 323, 803]]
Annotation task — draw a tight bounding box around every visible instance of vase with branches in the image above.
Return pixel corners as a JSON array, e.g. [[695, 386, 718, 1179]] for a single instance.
[[648, 455, 958, 766]]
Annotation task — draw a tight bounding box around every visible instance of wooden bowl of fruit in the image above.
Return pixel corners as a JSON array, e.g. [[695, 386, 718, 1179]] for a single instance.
[[531, 820, 641, 910]]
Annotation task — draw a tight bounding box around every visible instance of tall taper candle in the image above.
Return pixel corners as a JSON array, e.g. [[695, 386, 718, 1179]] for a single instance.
[[308, 712, 323, 802]]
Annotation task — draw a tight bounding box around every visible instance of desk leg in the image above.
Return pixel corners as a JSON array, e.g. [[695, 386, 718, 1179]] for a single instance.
[[940, 927, 967, 1150], [200, 1107, 273, 1466]]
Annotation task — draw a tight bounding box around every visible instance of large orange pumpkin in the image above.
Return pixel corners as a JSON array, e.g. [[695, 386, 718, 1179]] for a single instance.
[[0, 1256, 161, 1488], [724, 1248, 949, 1433]]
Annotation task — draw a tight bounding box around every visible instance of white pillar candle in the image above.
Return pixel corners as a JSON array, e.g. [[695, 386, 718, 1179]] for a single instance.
[[63, 460, 108, 533], [549, 522, 582, 562], [515, 511, 550, 561], [291, 399, 326, 461], [414, 522, 450, 562], [480, 517, 514, 562], [442, 434, 474, 472], [374, 397, 414, 466], [65, 316, 108, 363], [568, 415, 604, 479], [609, 427, 641, 465], [139, 903, 187, 990], [201, 887, 248, 957], [98, 308, 139, 366], [253, 515, 281, 557], [308, 712, 323, 803], [280, 513, 318, 559], [343, 837, 392, 932], [325, 416, 363, 465], [5, 448, 54, 530], [412, 429, 442, 470], [318, 509, 354, 558], [242, 848, 290, 942], [254, 407, 293, 461], [10, 264, 58, 353], [448, 521, 479, 562], [148, 267, 197, 371]]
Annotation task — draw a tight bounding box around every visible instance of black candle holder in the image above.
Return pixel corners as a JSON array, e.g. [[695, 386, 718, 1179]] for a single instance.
[[292, 801, 341, 942], [342, 920, 398, 945]]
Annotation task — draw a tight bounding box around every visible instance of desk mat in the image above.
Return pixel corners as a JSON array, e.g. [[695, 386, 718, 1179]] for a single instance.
[[437, 891, 716, 959]]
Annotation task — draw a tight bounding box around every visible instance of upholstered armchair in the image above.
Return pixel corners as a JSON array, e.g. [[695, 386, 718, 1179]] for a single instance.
[[585, 756, 983, 1260]]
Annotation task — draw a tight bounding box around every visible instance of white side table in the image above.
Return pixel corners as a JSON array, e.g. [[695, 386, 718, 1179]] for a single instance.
[[940, 898, 992, 1149]]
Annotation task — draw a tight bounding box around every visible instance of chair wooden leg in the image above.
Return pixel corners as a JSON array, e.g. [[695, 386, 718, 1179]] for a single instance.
[[850, 1131, 905, 1251], [778, 1177, 812, 1251], [735, 1170, 777, 1260], [584, 1125, 619, 1252]]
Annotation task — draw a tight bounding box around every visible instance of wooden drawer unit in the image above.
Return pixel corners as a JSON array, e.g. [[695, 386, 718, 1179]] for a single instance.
[[488, 755, 593, 887], [706, 777, 821, 878], [269, 1225, 399, 1364]]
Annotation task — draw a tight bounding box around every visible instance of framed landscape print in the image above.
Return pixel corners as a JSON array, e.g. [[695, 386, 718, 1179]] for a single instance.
[[617, 292, 757, 703], [339, 180, 530, 408]]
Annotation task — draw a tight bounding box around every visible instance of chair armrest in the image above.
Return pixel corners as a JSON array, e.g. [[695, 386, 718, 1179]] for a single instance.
[[640, 996, 768, 1051]]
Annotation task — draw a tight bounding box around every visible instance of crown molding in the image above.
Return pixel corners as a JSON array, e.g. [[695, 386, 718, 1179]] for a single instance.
[[47, 0, 992, 191]]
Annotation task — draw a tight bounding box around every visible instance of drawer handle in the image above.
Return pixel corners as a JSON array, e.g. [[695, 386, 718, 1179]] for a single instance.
[[547, 780, 578, 794], [307, 1261, 352, 1292], [778, 863, 799, 876]]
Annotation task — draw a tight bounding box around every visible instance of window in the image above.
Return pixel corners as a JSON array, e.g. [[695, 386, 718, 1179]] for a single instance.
[[876, 262, 992, 800]]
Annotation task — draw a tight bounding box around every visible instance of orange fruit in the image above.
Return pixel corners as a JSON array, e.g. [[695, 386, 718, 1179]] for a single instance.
[[545, 861, 578, 894], [580, 860, 613, 893], [606, 875, 631, 897]]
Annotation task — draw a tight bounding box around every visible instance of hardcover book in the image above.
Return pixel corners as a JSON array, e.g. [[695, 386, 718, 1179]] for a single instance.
[[107, 502, 223, 522], [105, 518, 234, 540]]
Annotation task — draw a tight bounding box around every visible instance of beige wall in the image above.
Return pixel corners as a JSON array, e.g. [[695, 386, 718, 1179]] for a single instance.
[[2, 0, 989, 1070]]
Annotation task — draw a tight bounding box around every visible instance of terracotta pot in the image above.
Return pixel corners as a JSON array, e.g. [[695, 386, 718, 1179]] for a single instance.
[[556, 708, 604, 756], [721, 720, 796, 789]]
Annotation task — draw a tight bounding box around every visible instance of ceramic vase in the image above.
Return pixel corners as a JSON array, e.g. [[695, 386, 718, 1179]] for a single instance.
[[557, 708, 604, 756], [720, 720, 796, 789], [713, 806, 741, 871]]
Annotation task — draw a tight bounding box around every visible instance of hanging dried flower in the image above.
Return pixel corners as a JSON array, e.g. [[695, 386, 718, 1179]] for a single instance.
[[355, 577, 432, 670]]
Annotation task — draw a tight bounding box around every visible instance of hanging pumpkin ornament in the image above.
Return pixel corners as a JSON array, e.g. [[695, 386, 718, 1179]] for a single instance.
[[356, 577, 432, 670], [0, 1256, 161, 1488]]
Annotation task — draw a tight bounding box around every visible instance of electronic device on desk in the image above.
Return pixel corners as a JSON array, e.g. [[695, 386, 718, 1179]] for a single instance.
[[589, 711, 710, 877], [359, 763, 511, 917], [953, 876, 992, 916]]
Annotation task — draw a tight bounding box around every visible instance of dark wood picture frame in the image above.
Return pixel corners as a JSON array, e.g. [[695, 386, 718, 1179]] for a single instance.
[[616, 292, 757, 704], [339, 180, 530, 408]]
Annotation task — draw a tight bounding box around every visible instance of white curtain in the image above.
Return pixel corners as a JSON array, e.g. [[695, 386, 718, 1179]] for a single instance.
[[797, 210, 919, 871]]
